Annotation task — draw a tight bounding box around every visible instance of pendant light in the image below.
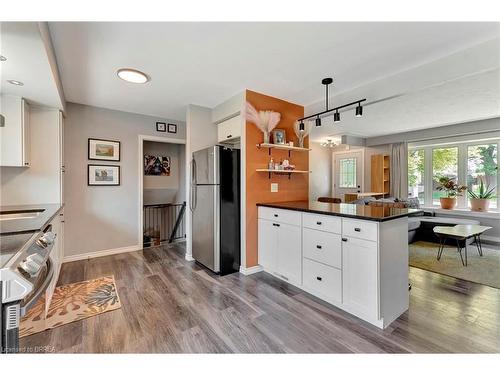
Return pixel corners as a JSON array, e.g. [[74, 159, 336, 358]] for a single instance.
[[333, 110, 340, 123], [355, 103, 363, 117], [315, 116, 321, 127], [299, 121, 305, 132]]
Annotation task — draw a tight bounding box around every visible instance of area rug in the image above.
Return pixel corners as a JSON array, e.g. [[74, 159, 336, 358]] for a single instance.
[[409, 241, 500, 289], [20, 276, 121, 337]]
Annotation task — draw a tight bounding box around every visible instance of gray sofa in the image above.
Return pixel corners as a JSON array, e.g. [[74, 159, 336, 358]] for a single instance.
[[352, 196, 480, 244]]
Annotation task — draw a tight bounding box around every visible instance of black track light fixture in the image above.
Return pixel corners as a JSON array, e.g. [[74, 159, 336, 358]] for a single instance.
[[355, 103, 363, 117], [299, 121, 305, 132], [333, 110, 340, 123], [315, 116, 321, 127], [297, 77, 366, 125]]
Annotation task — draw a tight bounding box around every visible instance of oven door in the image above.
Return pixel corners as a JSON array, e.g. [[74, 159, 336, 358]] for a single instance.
[[20, 257, 54, 316]]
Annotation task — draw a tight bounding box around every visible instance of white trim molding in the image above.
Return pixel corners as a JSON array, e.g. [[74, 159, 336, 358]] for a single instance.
[[239, 265, 263, 276], [185, 253, 195, 261], [63, 245, 142, 263]]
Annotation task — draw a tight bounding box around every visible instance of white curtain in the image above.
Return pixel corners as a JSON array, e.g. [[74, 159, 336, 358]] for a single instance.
[[390, 142, 408, 200]]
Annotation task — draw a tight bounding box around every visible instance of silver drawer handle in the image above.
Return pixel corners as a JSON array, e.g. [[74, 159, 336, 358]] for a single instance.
[[354, 228, 361, 232]]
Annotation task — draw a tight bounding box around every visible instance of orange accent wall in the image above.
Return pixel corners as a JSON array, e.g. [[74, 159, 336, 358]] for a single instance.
[[245, 90, 308, 268]]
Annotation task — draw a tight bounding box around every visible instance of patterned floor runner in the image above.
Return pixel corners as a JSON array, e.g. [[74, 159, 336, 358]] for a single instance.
[[20, 275, 121, 337]]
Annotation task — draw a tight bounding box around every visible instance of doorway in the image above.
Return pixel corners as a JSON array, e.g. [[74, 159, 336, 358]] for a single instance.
[[138, 135, 186, 248], [333, 150, 364, 201]]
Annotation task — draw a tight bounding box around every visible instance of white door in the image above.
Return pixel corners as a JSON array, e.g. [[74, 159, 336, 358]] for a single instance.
[[258, 219, 278, 271], [342, 236, 378, 320], [333, 151, 363, 200], [276, 223, 301, 285]]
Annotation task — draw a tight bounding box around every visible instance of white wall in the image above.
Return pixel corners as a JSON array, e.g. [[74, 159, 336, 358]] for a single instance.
[[63, 103, 185, 258], [143, 141, 185, 205], [309, 142, 332, 201], [1, 106, 62, 205]]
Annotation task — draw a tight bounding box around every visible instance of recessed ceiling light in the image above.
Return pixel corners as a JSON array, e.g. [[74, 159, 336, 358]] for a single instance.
[[7, 80, 24, 86], [0, 55, 7, 62], [117, 68, 150, 84]]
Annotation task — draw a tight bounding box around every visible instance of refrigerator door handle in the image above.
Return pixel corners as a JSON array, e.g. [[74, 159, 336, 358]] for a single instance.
[[190, 158, 197, 212]]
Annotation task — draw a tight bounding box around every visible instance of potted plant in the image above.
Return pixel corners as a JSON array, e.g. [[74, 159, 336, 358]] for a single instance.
[[468, 178, 496, 212], [436, 176, 467, 209]]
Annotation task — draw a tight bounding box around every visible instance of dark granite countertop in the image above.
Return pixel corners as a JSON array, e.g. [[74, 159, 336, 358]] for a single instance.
[[257, 201, 421, 222], [0, 203, 64, 235]]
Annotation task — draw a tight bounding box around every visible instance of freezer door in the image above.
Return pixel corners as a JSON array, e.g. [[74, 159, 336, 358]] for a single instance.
[[192, 184, 220, 273], [193, 146, 219, 185]]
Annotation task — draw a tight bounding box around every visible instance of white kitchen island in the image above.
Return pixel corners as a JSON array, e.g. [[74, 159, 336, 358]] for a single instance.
[[257, 200, 420, 329]]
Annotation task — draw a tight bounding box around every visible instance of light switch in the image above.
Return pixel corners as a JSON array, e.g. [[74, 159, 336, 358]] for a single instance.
[[271, 183, 278, 193]]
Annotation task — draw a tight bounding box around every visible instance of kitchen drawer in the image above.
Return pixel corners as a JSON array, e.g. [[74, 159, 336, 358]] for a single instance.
[[302, 212, 341, 234], [258, 207, 301, 226], [303, 228, 341, 269], [303, 258, 342, 304], [342, 218, 378, 242]]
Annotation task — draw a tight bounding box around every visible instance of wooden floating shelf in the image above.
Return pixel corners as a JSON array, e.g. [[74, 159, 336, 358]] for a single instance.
[[257, 143, 311, 156], [256, 168, 310, 179]]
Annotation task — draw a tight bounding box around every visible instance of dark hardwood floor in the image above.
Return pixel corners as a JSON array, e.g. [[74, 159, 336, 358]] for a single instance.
[[20, 242, 500, 353]]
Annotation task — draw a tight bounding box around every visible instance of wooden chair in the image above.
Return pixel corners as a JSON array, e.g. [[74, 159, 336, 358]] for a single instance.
[[318, 197, 341, 204]]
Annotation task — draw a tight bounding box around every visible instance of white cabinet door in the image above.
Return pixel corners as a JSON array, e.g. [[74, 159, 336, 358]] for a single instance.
[[258, 219, 278, 272], [217, 115, 241, 143], [342, 236, 379, 320], [276, 222, 302, 285], [0, 95, 30, 167]]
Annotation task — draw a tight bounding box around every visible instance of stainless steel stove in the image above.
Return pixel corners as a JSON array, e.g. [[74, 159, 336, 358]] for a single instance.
[[1, 224, 56, 353]]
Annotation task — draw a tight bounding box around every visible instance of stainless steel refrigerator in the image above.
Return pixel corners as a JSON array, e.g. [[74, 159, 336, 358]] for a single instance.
[[190, 145, 240, 275]]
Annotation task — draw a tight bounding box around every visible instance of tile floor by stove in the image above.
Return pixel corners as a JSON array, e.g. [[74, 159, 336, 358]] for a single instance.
[[20, 242, 500, 353]]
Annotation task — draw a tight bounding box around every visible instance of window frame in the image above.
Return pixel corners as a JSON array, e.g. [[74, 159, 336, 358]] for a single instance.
[[408, 138, 500, 211]]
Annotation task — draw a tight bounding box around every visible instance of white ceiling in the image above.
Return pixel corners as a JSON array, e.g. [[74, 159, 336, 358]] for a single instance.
[[0, 22, 64, 109], [48, 22, 500, 122]]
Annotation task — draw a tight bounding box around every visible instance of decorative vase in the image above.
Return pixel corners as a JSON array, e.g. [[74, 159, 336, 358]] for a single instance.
[[440, 197, 456, 210], [470, 198, 490, 212], [298, 136, 304, 148], [263, 131, 270, 144]]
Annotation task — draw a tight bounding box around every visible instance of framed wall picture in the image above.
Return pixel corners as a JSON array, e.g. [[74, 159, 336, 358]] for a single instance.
[[167, 123, 177, 134], [156, 122, 166, 132], [88, 165, 120, 186], [88, 138, 120, 161], [144, 155, 171, 176], [272, 129, 286, 145]]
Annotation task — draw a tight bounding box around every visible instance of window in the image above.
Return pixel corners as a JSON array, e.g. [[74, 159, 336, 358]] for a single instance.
[[467, 144, 498, 209], [432, 147, 458, 205], [339, 158, 357, 188], [408, 149, 424, 203], [408, 137, 500, 211]]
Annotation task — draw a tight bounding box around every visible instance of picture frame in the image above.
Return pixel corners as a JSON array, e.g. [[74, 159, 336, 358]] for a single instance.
[[167, 123, 177, 134], [156, 122, 166, 132], [88, 138, 120, 161], [88, 165, 120, 186], [272, 129, 286, 145]]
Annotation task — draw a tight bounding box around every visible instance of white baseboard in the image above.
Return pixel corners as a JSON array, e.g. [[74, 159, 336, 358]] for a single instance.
[[185, 253, 195, 261], [239, 265, 263, 275], [63, 245, 142, 263]]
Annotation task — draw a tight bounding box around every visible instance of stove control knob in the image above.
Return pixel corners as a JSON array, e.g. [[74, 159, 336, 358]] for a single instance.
[[19, 259, 41, 276], [36, 232, 56, 248]]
